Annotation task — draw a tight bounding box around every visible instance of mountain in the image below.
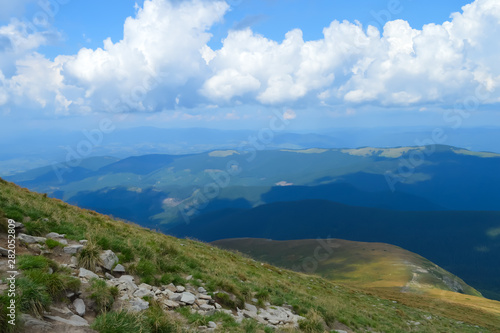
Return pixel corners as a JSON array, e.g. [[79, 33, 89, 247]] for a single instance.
[[6, 145, 500, 228], [171, 200, 500, 301], [1, 178, 500, 332], [212, 238, 482, 296]]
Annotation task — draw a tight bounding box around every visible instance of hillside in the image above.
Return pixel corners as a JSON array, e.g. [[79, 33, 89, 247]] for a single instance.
[[170, 200, 500, 301], [1, 179, 500, 332], [212, 238, 482, 296]]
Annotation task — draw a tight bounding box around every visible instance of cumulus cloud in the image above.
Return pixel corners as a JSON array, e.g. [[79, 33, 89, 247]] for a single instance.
[[204, 0, 500, 107], [1, 0, 500, 114]]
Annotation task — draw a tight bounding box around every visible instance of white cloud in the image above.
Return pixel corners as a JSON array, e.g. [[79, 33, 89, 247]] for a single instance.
[[1, 0, 500, 115], [204, 0, 500, 107]]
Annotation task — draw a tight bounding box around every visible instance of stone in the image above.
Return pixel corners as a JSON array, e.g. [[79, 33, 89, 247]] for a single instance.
[[70, 256, 78, 266], [130, 298, 149, 311], [176, 285, 185, 292], [63, 245, 84, 254], [14, 222, 24, 229], [199, 304, 215, 311], [44, 315, 89, 327], [180, 292, 196, 305], [21, 314, 53, 331], [46, 232, 65, 239], [134, 287, 154, 298], [113, 264, 126, 273], [165, 283, 177, 292], [18, 233, 46, 244], [163, 300, 180, 308], [100, 250, 119, 271], [169, 293, 182, 301], [79, 240, 88, 245], [66, 291, 75, 298], [198, 286, 207, 294], [78, 267, 99, 279], [119, 275, 138, 291], [186, 275, 193, 280], [105, 273, 114, 280], [198, 294, 212, 300], [73, 298, 86, 316], [0, 246, 9, 257], [245, 303, 258, 313], [208, 321, 217, 329]]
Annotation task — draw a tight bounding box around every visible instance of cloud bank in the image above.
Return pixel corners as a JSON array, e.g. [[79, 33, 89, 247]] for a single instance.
[[0, 0, 500, 115]]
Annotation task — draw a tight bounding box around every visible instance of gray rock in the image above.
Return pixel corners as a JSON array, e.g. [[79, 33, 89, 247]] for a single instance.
[[133, 287, 154, 298], [119, 275, 138, 291], [163, 300, 180, 308], [198, 294, 212, 300], [66, 291, 75, 298], [113, 264, 126, 273], [176, 285, 185, 292], [169, 293, 182, 301], [198, 286, 207, 294], [100, 250, 119, 271], [44, 315, 89, 327], [208, 321, 217, 329], [46, 232, 65, 239], [14, 222, 24, 229], [105, 273, 114, 279], [78, 267, 99, 279], [21, 314, 53, 331], [130, 298, 149, 311], [79, 240, 88, 245], [199, 304, 215, 311], [18, 233, 46, 244], [63, 245, 84, 254], [73, 298, 86, 316], [165, 283, 177, 292], [180, 292, 196, 305], [70, 256, 78, 266], [0, 246, 9, 257], [245, 303, 258, 313]]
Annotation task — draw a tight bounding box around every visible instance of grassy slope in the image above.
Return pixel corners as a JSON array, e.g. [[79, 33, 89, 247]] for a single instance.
[[0, 178, 499, 332], [211, 238, 482, 296]]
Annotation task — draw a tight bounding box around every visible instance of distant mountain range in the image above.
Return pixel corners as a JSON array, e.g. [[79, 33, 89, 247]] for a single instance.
[[6, 144, 500, 300], [2, 126, 500, 176]]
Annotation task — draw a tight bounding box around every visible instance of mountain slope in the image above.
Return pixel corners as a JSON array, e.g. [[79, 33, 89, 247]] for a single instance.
[[211, 238, 481, 295], [1, 178, 500, 332], [170, 200, 500, 300]]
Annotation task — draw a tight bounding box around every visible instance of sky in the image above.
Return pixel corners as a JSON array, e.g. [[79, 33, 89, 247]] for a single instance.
[[0, 0, 499, 135]]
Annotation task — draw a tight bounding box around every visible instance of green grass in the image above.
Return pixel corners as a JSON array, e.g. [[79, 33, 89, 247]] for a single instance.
[[91, 311, 146, 333], [16, 277, 51, 318], [17, 255, 57, 271], [92, 305, 185, 333], [0, 293, 21, 333], [45, 238, 63, 249], [88, 278, 119, 313], [77, 240, 103, 271], [1, 178, 500, 333]]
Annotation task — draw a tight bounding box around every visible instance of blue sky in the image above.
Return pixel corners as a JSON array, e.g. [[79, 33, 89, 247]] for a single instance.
[[0, 0, 499, 134], [9, 0, 472, 59]]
